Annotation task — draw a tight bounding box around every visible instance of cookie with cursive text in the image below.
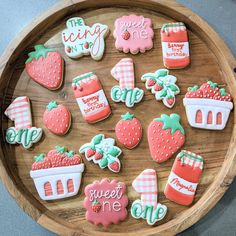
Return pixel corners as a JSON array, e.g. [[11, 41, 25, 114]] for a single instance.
[[84, 179, 128, 227], [4, 96, 43, 149], [114, 15, 154, 54], [62, 17, 109, 60]]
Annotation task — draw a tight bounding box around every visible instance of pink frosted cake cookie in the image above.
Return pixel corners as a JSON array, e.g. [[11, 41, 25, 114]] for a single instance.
[[30, 146, 84, 200], [84, 179, 128, 227], [113, 15, 154, 54], [183, 81, 233, 130]]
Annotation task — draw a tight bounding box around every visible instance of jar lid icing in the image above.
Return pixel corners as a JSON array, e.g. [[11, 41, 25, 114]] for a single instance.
[[177, 150, 203, 169], [72, 72, 96, 87]]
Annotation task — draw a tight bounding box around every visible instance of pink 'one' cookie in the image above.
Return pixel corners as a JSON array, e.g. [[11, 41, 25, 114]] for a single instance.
[[84, 179, 128, 227], [113, 15, 154, 54]]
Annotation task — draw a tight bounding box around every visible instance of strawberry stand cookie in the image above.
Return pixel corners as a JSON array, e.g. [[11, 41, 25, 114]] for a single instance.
[[62, 17, 109, 60], [113, 15, 154, 54], [161, 22, 190, 69], [79, 134, 122, 173], [30, 146, 84, 200], [43, 101, 71, 135], [4, 96, 43, 149], [111, 58, 144, 107], [84, 179, 128, 227], [115, 112, 142, 149], [164, 150, 204, 206], [131, 169, 167, 225], [183, 81, 233, 130], [147, 113, 185, 163], [72, 72, 111, 123], [141, 68, 180, 108], [25, 44, 64, 90]]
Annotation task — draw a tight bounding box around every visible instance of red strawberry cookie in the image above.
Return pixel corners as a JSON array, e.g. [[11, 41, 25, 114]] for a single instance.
[[183, 80, 233, 130], [25, 45, 64, 90], [84, 179, 128, 227], [80, 134, 122, 173], [115, 112, 142, 149], [164, 150, 204, 206], [147, 113, 185, 163], [43, 101, 71, 135], [30, 146, 84, 200]]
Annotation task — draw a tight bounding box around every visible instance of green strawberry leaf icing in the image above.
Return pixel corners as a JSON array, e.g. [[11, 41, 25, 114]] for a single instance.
[[34, 153, 45, 162], [47, 101, 58, 111], [155, 69, 169, 77], [219, 88, 227, 96], [92, 199, 100, 205], [188, 85, 199, 91], [108, 146, 121, 157], [66, 150, 74, 157], [159, 89, 167, 98], [121, 112, 134, 121], [155, 113, 185, 135], [91, 134, 104, 146], [207, 81, 218, 88], [99, 156, 108, 168], [55, 146, 65, 153], [169, 84, 179, 92], [25, 44, 55, 64]]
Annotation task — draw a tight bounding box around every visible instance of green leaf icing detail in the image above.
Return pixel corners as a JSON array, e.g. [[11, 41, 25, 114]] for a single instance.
[[91, 134, 104, 146], [99, 157, 108, 168], [155, 113, 185, 135], [66, 150, 74, 157], [219, 88, 227, 96], [34, 153, 45, 162], [188, 85, 199, 92], [25, 44, 55, 64], [47, 101, 58, 111], [207, 80, 218, 88], [55, 146, 65, 153], [92, 199, 100, 205], [121, 112, 134, 121], [108, 147, 121, 157]]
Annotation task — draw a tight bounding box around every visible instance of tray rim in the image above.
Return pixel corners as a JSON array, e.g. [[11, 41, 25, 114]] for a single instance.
[[0, 0, 236, 235]]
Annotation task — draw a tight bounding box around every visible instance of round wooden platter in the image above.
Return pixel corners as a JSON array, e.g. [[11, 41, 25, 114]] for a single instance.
[[0, 0, 236, 235]]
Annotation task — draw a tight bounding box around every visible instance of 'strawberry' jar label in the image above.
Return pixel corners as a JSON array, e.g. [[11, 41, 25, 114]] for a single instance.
[[168, 171, 197, 195], [161, 42, 189, 59]]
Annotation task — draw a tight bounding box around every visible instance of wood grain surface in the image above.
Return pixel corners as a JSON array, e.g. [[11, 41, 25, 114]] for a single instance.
[[0, 1, 236, 235]]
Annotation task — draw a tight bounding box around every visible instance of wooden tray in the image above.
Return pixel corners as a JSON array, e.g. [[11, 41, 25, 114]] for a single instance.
[[0, 0, 236, 235]]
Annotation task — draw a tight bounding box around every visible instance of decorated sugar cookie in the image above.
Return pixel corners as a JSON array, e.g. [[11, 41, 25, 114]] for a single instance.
[[131, 169, 167, 225], [183, 81, 233, 130], [161, 22, 190, 69], [141, 69, 180, 108], [4, 96, 43, 149], [79, 134, 122, 173], [147, 113, 185, 163], [25, 45, 64, 90], [115, 112, 142, 149], [113, 15, 154, 54], [62, 17, 109, 60], [164, 150, 203, 206], [30, 146, 84, 200], [84, 179, 128, 227], [111, 58, 144, 107], [43, 101, 71, 135], [72, 72, 111, 123]]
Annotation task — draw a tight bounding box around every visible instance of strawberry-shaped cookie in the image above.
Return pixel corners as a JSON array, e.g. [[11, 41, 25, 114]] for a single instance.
[[25, 44, 64, 90], [183, 81, 233, 130], [115, 112, 142, 149], [30, 146, 84, 201], [80, 134, 122, 173], [148, 114, 185, 163], [43, 101, 71, 135]]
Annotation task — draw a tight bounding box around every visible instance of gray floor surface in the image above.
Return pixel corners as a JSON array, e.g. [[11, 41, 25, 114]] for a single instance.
[[0, 0, 235, 235]]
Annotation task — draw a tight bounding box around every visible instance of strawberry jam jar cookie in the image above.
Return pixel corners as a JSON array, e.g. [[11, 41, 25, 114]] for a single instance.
[[115, 112, 142, 149], [79, 134, 122, 173], [25, 45, 64, 90], [141, 68, 180, 108], [30, 146, 84, 200], [72, 72, 111, 123], [43, 101, 71, 135], [147, 114, 185, 163], [164, 150, 204, 206], [161, 22, 190, 69], [4, 96, 43, 149], [114, 15, 154, 54], [131, 169, 167, 225], [84, 179, 128, 227], [183, 81, 233, 130], [62, 17, 109, 60]]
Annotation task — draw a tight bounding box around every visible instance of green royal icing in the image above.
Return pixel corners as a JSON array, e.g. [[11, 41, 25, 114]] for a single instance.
[[207, 80, 218, 88], [65, 150, 75, 157], [56, 146, 65, 153], [155, 113, 185, 135], [121, 112, 134, 121], [47, 101, 58, 111], [111, 86, 144, 108], [188, 85, 199, 92], [219, 88, 227, 96], [34, 153, 45, 162], [25, 44, 55, 64]]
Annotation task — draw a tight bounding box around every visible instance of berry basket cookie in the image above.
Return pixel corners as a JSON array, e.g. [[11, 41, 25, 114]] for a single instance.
[[30, 146, 84, 200], [183, 81, 233, 130]]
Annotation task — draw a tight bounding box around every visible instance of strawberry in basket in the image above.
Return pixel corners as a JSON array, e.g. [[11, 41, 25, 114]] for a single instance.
[[183, 81, 233, 130], [30, 146, 84, 200]]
